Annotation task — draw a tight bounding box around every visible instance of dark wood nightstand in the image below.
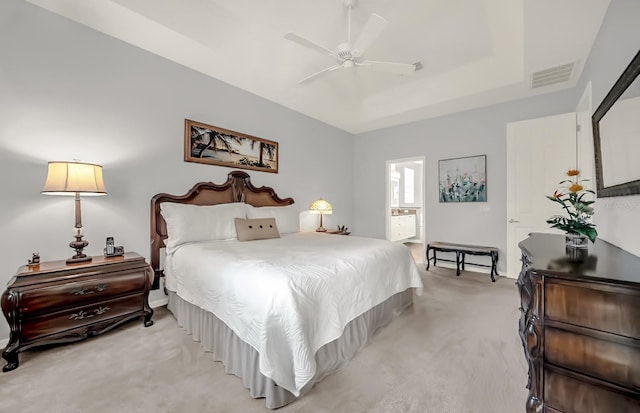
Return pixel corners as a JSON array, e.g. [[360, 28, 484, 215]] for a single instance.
[[1, 252, 154, 372]]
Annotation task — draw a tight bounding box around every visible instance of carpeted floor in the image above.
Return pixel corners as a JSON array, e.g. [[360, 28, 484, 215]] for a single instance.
[[0, 267, 527, 413]]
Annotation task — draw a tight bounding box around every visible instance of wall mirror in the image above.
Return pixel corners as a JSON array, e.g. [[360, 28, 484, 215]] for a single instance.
[[592, 49, 640, 198]]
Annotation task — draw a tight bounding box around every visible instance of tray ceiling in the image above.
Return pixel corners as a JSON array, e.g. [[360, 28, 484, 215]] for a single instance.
[[25, 0, 611, 133]]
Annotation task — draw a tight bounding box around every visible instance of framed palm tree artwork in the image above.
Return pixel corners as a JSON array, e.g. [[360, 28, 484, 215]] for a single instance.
[[184, 119, 278, 173]]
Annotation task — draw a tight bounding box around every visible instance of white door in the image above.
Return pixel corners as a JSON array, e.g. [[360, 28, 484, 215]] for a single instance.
[[506, 112, 576, 278]]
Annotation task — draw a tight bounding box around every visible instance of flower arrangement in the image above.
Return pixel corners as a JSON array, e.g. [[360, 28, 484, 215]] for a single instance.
[[546, 169, 597, 243]]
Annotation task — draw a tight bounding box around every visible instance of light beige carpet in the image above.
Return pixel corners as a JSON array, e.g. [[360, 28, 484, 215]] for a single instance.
[[0, 267, 527, 413]]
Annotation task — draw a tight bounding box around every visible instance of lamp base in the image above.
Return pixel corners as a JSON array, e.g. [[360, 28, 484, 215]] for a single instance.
[[315, 227, 327, 232], [67, 254, 92, 264], [68, 235, 91, 264]]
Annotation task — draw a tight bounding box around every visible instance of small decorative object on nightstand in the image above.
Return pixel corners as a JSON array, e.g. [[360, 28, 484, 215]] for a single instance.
[[324, 225, 350, 235], [27, 252, 40, 267], [1, 252, 153, 372]]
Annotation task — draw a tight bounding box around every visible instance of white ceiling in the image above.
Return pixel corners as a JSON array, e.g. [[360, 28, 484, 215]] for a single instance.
[[25, 0, 611, 134]]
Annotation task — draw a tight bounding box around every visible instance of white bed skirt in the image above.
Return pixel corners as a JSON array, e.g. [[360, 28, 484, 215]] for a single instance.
[[167, 288, 415, 409]]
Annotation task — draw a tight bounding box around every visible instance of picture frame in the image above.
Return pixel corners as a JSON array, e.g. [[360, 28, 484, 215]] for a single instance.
[[438, 155, 487, 202], [184, 119, 278, 173], [592, 49, 640, 198]]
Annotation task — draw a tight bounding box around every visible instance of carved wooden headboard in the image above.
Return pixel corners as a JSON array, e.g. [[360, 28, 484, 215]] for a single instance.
[[150, 170, 294, 286]]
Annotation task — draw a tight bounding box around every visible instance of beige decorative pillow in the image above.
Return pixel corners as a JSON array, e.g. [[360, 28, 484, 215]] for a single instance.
[[235, 218, 280, 241]]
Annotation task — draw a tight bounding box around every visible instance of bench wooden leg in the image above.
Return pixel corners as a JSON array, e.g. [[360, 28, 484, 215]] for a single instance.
[[455, 252, 461, 276], [426, 247, 438, 271], [490, 252, 498, 282]]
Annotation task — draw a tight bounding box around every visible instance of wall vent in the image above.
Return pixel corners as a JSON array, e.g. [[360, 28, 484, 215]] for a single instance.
[[530, 62, 574, 88]]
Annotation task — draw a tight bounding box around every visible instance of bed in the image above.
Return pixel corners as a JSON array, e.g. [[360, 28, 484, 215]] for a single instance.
[[150, 171, 423, 409]]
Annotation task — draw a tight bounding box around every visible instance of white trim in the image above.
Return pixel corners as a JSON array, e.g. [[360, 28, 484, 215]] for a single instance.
[[426, 257, 509, 278], [150, 297, 168, 308], [429, 261, 493, 275]]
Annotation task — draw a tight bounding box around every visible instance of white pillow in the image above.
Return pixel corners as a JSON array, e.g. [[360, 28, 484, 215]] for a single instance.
[[160, 202, 247, 253], [235, 218, 280, 241], [246, 204, 300, 234]]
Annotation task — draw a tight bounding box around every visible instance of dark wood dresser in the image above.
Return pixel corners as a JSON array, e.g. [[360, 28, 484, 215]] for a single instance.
[[517, 233, 640, 413], [1, 252, 154, 372]]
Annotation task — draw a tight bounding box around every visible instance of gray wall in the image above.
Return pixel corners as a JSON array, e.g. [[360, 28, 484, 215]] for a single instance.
[[353, 91, 578, 274], [353, 0, 640, 271], [575, 0, 640, 256], [0, 0, 353, 341]]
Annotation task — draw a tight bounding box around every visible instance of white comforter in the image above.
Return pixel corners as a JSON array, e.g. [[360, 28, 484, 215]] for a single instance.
[[164, 232, 423, 396]]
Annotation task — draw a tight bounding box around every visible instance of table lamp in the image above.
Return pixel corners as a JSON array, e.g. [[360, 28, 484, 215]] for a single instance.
[[42, 161, 107, 263], [309, 198, 332, 232]]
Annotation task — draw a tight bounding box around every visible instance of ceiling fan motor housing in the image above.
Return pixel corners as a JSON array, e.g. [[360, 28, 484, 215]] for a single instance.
[[337, 43, 358, 62]]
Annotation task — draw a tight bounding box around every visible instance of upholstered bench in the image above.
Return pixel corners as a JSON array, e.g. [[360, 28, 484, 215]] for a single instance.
[[426, 242, 499, 282]]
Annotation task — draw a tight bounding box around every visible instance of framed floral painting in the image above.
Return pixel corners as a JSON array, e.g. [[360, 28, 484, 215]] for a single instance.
[[438, 155, 487, 202]]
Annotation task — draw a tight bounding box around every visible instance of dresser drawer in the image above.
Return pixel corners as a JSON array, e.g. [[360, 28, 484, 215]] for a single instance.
[[21, 294, 144, 341], [545, 369, 640, 413], [545, 281, 640, 339], [19, 270, 148, 315], [545, 327, 640, 390]]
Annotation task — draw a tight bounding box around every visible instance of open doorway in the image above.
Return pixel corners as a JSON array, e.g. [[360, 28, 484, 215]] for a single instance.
[[386, 157, 425, 263]]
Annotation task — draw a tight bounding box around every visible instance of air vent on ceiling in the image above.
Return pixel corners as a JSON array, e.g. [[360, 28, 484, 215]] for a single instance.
[[530, 62, 575, 88]]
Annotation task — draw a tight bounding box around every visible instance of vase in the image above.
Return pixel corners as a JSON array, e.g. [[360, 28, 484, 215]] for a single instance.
[[565, 233, 588, 249], [565, 233, 588, 262]]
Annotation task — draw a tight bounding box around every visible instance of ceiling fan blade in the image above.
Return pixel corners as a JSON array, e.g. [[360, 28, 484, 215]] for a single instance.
[[352, 13, 387, 57], [357, 60, 416, 76], [284, 32, 340, 60], [299, 64, 343, 85]]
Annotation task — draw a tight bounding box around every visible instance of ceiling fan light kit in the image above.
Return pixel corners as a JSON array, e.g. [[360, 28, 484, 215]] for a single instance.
[[284, 0, 417, 84]]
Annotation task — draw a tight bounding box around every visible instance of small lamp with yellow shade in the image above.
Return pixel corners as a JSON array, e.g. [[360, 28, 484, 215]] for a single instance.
[[42, 161, 107, 263], [309, 198, 332, 232]]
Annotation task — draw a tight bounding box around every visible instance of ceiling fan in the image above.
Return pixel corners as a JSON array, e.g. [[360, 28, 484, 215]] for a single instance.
[[284, 0, 418, 85]]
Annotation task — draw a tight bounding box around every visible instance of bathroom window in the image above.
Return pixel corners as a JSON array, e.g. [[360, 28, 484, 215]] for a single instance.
[[404, 168, 414, 204]]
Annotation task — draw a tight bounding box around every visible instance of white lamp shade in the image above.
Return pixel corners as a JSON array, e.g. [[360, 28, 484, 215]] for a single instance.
[[42, 161, 107, 196], [309, 198, 332, 214]]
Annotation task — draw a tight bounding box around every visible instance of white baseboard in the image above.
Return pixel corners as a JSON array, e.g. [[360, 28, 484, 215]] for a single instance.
[[150, 297, 168, 308], [427, 261, 502, 277]]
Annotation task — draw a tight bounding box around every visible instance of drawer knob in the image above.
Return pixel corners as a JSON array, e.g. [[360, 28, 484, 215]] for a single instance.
[[69, 306, 110, 320]]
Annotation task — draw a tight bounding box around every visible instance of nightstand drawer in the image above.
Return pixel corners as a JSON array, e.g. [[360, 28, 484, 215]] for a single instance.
[[22, 295, 145, 341], [545, 327, 640, 389], [545, 281, 640, 339], [19, 270, 147, 315]]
